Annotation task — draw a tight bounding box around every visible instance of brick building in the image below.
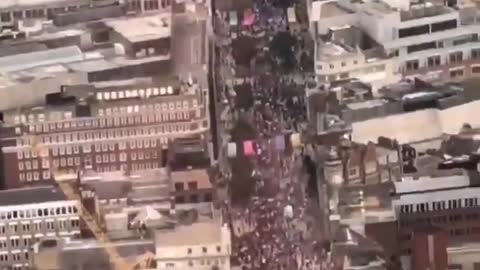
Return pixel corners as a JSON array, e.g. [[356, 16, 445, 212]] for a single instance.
[[0, 78, 210, 189], [392, 172, 480, 255]]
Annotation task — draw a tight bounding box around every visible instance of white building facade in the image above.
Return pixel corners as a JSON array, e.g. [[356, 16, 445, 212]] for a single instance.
[[155, 222, 232, 270], [0, 187, 81, 270], [310, 0, 480, 87]]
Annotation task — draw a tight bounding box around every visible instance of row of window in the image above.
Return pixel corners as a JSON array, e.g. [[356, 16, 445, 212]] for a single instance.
[[0, 6, 78, 23], [18, 139, 162, 160], [405, 48, 480, 71], [175, 193, 213, 204], [400, 212, 479, 228], [18, 171, 50, 182], [16, 122, 198, 147], [96, 86, 177, 101], [0, 206, 78, 221], [317, 64, 386, 82], [0, 219, 79, 240], [127, 0, 171, 11], [19, 152, 161, 179], [317, 59, 359, 71], [164, 258, 225, 268], [16, 109, 199, 136], [95, 161, 161, 173], [399, 198, 480, 213], [15, 97, 199, 126], [0, 251, 28, 263]]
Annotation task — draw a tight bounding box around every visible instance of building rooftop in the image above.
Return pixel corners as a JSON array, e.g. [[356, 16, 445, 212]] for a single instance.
[[399, 4, 453, 22], [105, 13, 172, 43], [394, 173, 470, 195], [0, 0, 76, 9], [0, 46, 83, 73], [33, 238, 155, 270], [170, 168, 212, 190], [346, 99, 389, 110], [320, 2, 353, 18], [155, 221, 224, 246], [0, 186, 68, 206]]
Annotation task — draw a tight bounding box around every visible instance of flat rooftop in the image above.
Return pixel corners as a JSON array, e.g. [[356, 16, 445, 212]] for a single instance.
[[0, 46, 83, 73], [317, 42, 352, 60], [170, 169, 212, 189], [105, 14, 172, 43], [346, 99, 389, 110], [81, 168, 170, 184], [320, 2, 354, 18], [155, 221, 223, 246], [400, 4, 452, 22], [0, 0, 77, 9], [394, 174, 470, 194], [0, 186, 67, 206]]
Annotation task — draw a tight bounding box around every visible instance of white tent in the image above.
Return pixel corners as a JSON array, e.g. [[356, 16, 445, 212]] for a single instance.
[[227, 142, 237, 158]]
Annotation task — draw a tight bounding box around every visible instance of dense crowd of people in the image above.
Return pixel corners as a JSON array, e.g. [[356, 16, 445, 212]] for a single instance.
[[215, 0, 320, 269]]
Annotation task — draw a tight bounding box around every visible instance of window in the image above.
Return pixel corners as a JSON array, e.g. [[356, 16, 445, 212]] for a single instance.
[[449, 51, 463, 64], [202, 247, 208, 253], [83, 145, 91, 153], [405, 60, 419, 71], [175, 183, 184, 191], [472, 48, 480, 59], [472, 66, 480, 74], [187, 248, 192, 254], [450, 68, 464, 78], [431, 19, 457, 32], [407, 42, 436, 53], [427, 55, 441, 67], [399, 25, 429, 38], [187, 182, 198, 190]]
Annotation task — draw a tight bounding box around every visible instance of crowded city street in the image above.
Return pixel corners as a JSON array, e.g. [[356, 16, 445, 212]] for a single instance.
[[213, 0, 322, 269]]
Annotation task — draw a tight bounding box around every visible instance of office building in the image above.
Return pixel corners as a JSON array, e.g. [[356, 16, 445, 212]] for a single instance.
[[0, 77, 210, 189], [0, 186, 81, 270]]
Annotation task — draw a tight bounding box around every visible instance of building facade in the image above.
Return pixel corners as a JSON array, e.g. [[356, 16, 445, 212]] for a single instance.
[[0, 0, 173, 28], [0, 80, 210, 189], [155, 222, 232, 270], [310, 0, 480, 86], [393, 181, 480, 255], [0, 186, 81, 270]]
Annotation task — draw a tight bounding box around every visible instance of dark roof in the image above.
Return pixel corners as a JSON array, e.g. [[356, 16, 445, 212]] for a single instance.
[[0, 43, 48, 57], [59, 240, 155, 269], [440, 135, 480, 157], [85, 181, 132, 200], [0, 186, 66, 206], [331, 226, 385, 269]]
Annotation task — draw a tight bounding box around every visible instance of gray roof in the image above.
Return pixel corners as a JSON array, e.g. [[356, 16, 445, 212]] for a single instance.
[[86, 181, 132, 200], [0, 186, 67, 206], [0, 46, 83, 73], [59, 239, 155, 269]]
